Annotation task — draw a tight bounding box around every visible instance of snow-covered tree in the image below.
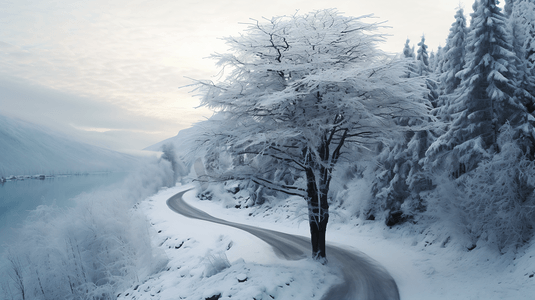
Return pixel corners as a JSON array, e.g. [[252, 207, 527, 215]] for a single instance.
[[416, 35, 430, 76], [505, 0, 517, 17], [193, 9, 431, 260], [401, 38, 421, 79], [427, 123, 535, 251], [426, 0, 528, 175], [435, 45, 446, 75], [367, 34, 440, 225], [461, 123, 535, 251], [371, 124, 435, 226], [403, 38, 415, 59], [508, 0, 535, 114], [0, 162, 172, 299], [441, 7, 469, 95], [521, 4, 535, 82], [433, 7, 469, 123], [417, 35, 440, 105], [429, 51, 436, 73]]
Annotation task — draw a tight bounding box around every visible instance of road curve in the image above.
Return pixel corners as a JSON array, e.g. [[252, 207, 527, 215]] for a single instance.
[[167, 189, 400, 300]]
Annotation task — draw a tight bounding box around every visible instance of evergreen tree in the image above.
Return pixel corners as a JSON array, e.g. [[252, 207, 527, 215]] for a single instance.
[[369, 38, 437, 225], [505, 0, 516, 17], [521, 3, 535, 79], [372, 119, 435, 225], [414, 35, 439, 105], [402, 38, 418, 78], [455, 123, 535, 250], [434, 45, 446, 75], [426, 0, 528, 175], [429, 51, 436, 73], [441, 7, 469, 95], [403, 38, 415, 59], [371, 136, 412, 224], [416, 35, 430, 75], [508, 0, 535, 114], [434, 7, 469, 123]]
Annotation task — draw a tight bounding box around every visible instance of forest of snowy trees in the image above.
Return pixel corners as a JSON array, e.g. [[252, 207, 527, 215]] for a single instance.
[[383, 0, 535, 251], [195, 0, 535, 255], [3, 1, 535, 299]]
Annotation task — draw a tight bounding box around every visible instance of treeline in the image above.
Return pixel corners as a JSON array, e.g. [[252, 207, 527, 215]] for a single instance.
[[372, 0, 535, 251]]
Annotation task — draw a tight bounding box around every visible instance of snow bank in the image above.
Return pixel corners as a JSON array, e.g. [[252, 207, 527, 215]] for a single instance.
[[120, 185, 337, 300], [153, 184, 535, 300]]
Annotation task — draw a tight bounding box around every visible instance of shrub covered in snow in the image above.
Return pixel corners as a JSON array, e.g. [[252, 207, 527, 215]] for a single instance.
[[426, 124, 535, 251], [0, 158, 173, 300]]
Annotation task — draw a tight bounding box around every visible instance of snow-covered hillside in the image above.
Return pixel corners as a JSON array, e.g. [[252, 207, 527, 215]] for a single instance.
[[124, 184, 535, 300], [144, 118, 208, 155], [0, 114, 140, 176]]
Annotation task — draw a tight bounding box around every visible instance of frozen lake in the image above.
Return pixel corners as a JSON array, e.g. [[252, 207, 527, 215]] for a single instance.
[[0, 172, 129, 251]]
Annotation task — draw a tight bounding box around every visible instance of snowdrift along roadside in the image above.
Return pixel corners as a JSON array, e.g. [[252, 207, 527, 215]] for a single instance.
[[119, 184, 336, 300], [124, 183, 535, 300]]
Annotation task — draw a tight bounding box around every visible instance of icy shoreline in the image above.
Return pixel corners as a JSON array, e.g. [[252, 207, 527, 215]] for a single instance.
[[0, 171, 117, 183]]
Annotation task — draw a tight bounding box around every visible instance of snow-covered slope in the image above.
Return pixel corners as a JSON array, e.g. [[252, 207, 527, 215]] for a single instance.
[[120, 185, 336, 300], [144, 123, 200, 154], [0, 114, 140, 176], [126, 184, 535, 300], [144, 114, 225, 159]]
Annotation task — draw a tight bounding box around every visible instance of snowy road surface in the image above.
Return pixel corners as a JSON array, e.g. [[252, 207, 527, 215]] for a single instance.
[[167, 189, 400, 300]]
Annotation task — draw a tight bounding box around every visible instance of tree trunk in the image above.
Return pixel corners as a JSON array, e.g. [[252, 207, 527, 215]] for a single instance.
[[305, 166, 330, 261], [309, 212, 329, 260]]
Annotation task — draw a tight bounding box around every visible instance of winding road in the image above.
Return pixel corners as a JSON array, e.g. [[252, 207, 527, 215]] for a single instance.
[[167, 189, 400, 300]]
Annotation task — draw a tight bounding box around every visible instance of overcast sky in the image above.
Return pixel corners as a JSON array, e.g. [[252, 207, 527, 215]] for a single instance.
[[0, 0, 501, 152]]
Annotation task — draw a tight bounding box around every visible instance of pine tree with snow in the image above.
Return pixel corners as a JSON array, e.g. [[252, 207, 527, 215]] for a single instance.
[[429, 51, 436, 73], [415, 35, 439, 103], [441, 7, 469, 95], [416, 36, 430, 76], [505, 0, 516, 17], [371, 123, 436, 225], [508, 0, 535, 114], [403, 38, 415, 59], [426, 0, 528, 176], [369, 37, 438, 225], [456, 123, 535, 250], [433, 7, 469, 123], [401, 38, 418, 78], [521, 4, 535, 81], [434, 45, 446, 75]]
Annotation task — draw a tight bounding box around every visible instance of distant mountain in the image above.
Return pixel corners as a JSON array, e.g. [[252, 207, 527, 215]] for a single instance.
[[0, 114, 140, 176], [144, 120, 205, 153]]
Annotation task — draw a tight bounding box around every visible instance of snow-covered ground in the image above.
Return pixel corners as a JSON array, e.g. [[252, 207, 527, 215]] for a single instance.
[[121, 184, 337, 300], [122, 183, 535, 300]]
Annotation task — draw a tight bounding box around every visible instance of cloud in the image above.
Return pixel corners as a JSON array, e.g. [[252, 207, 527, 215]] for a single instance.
[[0, 76, 210, 150], [0, 0, 491, 151]]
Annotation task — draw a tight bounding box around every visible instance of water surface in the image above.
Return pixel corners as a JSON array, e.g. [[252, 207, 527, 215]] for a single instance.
[[0, 172, 129, 250]]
